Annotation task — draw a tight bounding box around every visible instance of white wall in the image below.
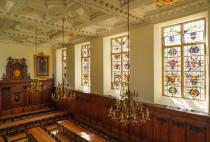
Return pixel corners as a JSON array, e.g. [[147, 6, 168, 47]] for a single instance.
[[130, 24, 154, 103], [154, 11, 209, 112], [90, 37, 104, 94], [0, 42, 53, 79]]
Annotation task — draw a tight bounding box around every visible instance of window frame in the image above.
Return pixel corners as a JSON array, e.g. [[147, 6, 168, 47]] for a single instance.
[[81, 44, 91, 87], [162, 18, 207, 101], [111, 35, 129, 90], [62, 48, 67, 80]]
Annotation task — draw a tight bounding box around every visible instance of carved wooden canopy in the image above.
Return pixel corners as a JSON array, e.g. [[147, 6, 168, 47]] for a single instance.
[[2, 57, 30, 80]]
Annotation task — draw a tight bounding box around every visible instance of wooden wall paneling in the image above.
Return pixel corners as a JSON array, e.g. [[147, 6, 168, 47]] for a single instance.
[[55, 92, 210, 142], [73, 97, 81, 121], [2, 87, 12, 114], [119, 123, 129, 142], [208, 119, 210, 142], [31, 92, 41, 106], [130, 124, 140, 142], [22, 86, 29, 107], [140, 110, 154, 142], [83, 96, 90, 125], [0, 79, 53, 115], [154, 114, 169, 142], [0, 89, 2, 115], [169, 118, 186, 142], [101, 102, 114, 136], [187, 121, 207, 142], [89, 98, 98, 127], [11, 86, 24, 113]]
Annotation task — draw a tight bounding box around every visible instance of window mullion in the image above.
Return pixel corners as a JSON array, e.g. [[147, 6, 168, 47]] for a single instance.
[[181, 23, 184, 98]]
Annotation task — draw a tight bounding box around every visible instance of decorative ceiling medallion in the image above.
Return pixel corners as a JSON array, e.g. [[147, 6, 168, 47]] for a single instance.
[[155, 0, 178, 8]]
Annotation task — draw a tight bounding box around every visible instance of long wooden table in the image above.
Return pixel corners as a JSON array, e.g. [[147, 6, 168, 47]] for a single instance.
[[28, 127, 56, 142], [0, 111, 68, 130], [58, 120, 109, 142]]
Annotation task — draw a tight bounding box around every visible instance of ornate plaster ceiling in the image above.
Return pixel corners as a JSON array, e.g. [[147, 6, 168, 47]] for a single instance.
[[0, 0, 209, 47]]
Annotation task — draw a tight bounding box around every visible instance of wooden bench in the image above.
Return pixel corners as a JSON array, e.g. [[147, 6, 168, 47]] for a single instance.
[[58, 120, 109, 142], [0, 136, 4, 142], [27, 127, 56, 142], [0, 108, 52, 120], [0, 108, 53, 124], [0, 111, 69, 130]]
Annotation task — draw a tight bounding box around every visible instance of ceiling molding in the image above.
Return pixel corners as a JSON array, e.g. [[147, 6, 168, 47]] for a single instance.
[[0, 11, 96, 36], [75, 0, 143, 24], [68, 36, 91, 45], [144, 0, 210, 23], [2, 30, 63, 43]]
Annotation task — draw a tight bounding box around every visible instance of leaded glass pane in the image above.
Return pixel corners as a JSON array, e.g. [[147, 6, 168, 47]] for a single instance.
[[112, 61, 121, 72], [183, 19, 205, 43], [62, 49, 67, 80], [81, 44, 90, 86], [112, 54, 121, 62], [162, 18, 206, 101], [122, 61, 129, 72], [122, 36, 128, 52], [164, 47, 181, 97], [112, 38, 121, 53], [111, 36, 129, 90], [183, 44, 205, 100], [163, 25, 181, 46]]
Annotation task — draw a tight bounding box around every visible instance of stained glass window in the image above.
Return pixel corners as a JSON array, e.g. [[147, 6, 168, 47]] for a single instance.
[[111, 36, 129, 90], [81, 44, 90, 86], [163, 18, 207, 101], [62, 49, 67, 80]]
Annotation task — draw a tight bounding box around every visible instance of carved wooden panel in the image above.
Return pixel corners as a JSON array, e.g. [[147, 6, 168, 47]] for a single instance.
[[2, 57, 30, 80], [141, 110, 154, 141], [154, 115, 169, 142], [170, 119, 186, 142], [187, 123, 207, 142], [0, 79, 53, 116]]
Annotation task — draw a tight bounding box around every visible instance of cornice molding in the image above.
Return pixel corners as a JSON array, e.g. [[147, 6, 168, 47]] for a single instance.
[[75, 0, 143, 24], [95, 0, 210, 38], [144, 0, 210, 23], [0, 11, 96, 36]]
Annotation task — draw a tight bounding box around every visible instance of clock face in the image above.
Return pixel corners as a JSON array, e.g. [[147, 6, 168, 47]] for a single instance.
[[14, 69, 21, 77]]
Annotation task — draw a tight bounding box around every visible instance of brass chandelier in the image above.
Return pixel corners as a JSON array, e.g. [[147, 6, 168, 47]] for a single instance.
[[28, 28, 46, 94], [108, 0, 150, 125], [51, 18, 75, 102], [51, 80, 75, 102]]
